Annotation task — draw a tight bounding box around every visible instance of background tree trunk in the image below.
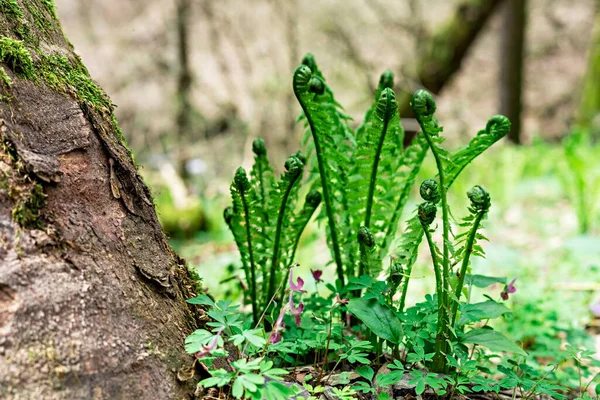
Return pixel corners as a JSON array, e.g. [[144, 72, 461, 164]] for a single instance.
[[175, 0, 193, 178], [0, 1, 201, 399], [499, 0, 527, 144], [577, 0, 600, 137], [399, 0, 505, 145]]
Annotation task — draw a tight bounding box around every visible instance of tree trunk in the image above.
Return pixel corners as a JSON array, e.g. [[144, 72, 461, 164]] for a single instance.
[[499, 0, 527, 144], [400, 0, 504, 145], [577, 1, 600, 137], [176, 0, 193, 177], [0, 2, 201, 399]]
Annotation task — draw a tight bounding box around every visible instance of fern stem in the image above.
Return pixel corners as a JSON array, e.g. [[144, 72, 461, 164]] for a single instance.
[[239, 191, 259, 324], [398, 253, 417, 313], [266, 174, 301, 305], [450, 210, 485, 326], [412, 91, 450, 373], [420, 222, 444, 333], [293, 68, 345, 287]]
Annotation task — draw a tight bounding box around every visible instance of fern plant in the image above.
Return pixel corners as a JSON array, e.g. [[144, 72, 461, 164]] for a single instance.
[[224, 140, 320, 324], [395, 90, 510, 373], [293, 55, 429, 288]]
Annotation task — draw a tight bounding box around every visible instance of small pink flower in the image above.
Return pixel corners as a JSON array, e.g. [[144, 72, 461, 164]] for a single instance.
[[269, 331, 282, 344], [195, 326, 225, 358], [290, 301, 304, 326], [589, 303, 600, 317], [311, 269, 323, 283], [501, 278, 517, 301], [289, 270, 307, 294]]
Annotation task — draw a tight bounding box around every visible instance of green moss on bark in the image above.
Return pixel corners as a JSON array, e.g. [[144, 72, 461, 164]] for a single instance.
[[0, 0, 23, 19], [0, 1, 131, 155], [0, 37, 33, 78], [11, 180, 46, 229]]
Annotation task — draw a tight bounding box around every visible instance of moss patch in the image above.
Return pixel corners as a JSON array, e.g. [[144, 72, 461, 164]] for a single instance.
[[1, 140, 47, 229], [0, 0, 24, 19], [11, 180, 46, 229], [0, 66, 12, 87], [0, 37, 33, 78], [40, 0, 57, 21]]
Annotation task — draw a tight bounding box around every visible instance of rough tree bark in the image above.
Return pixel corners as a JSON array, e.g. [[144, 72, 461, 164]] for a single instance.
[[0, 1, 201, 399], [499, 0, 526, 144]]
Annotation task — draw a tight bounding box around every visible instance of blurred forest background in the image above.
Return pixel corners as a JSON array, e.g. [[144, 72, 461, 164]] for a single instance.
[[53, 0, 600, 334]]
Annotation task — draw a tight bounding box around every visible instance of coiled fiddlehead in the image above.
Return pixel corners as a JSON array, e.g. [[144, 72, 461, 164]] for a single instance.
[[420, 179, 441, 204]]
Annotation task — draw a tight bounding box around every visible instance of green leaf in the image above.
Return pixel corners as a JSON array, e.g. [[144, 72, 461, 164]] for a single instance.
[[347, 297, 403, 344], [243, 329, 267, 348], [461, 328, 527, 356], [356, 365, 374, 382], [457, 300, 512, 325], [184, 329, 214, 354], [465, 274, 507, 288], [186, 294, 215, 306]]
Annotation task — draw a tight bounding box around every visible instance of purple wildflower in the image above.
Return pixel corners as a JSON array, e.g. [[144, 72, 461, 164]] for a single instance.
[[501, 278, 517, 301], [269, 331, 282, 344], [289, 300, 305, 326], [590, 303, 600, 317], [195, 326, 225, 359], [311, 269, 323, 283], [289, 270, 307, 294]]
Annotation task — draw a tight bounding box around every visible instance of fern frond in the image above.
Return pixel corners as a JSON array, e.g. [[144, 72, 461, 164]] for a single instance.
[[283, 189, 322, 268], [445, 115, 511, 187], [451, 185, 491, 325], [391, 95, 509, 310], [265, 155, 305, 304], [276, 189, 322, 307], [229, 167, 265, 323], [293, 63, 353, 286], [346, 87, 405, 277], [249, 137, 275, 222], [393, 213, 424, 311], [377, 132, 429, 260], [356, 70, 395, 139]]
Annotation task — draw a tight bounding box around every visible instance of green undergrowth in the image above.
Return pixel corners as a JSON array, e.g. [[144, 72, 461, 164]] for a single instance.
[[179, 53, 600, 399]]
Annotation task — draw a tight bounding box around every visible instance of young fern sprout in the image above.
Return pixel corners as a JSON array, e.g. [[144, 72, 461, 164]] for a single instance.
[[392, 100, 510, 314], [225, 138, 318, 322], [450, 185, 491, 325], [231, 167, 260, 324], [293, 64, 347, 287], [357, 226, 375, 278], [266, 155, 305, 305], [250, 137, 273, 223], [410, 90, 454, 372]]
